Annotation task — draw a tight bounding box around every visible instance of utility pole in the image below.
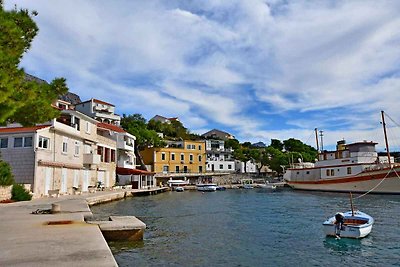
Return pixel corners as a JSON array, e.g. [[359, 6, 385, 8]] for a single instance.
[[319, 130, 324, 151]]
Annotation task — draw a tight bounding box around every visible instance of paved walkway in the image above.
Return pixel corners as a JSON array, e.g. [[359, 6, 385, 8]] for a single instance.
[[0, 189, 163, 267]]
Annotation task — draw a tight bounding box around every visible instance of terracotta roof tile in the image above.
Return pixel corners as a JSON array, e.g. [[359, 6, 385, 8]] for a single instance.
[[0, 125, 51, 133], [93, 99, 115, 107], [97, 122, 125, 133]]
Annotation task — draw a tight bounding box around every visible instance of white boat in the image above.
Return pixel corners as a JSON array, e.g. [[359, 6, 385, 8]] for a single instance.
[[242, 179, 254, 189], [284, 111, 400, 194], [167, 179, 189, 187], [197, 184, 217, 192], [175, 186, 184, 192], [259, 183, 277, 190], [323, 210, 374, 239]]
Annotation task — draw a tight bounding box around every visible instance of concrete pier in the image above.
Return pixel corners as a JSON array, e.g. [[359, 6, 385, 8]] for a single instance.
[[0, 187, 167, 267]]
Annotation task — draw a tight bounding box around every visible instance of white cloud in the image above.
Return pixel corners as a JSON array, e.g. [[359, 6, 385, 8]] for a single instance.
[[5, 0, 400, 149]]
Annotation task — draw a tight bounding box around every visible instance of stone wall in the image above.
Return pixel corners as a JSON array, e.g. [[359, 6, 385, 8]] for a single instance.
[[0, 185, 12, 201]]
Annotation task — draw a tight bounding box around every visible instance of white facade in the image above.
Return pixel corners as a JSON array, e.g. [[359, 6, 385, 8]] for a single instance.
[[235, 160, 257, 173], [205, 139, 235, 173], [75, 98, 121, 125], [116, 132, 136, 169], [0, 109, 107, 197]]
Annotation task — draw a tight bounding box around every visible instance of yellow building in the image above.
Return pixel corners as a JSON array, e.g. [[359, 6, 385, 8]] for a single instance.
[[141, 140, 206, 174]]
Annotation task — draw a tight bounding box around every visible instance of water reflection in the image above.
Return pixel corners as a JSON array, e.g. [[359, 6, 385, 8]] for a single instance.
[[323, 236, 372, 254]]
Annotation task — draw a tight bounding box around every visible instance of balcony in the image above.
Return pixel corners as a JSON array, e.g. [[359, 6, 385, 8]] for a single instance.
[[118, 159, 135, 169], [117, 139, 135, 151], [83, 153, 101, 165], [53, 120, 80, 137]]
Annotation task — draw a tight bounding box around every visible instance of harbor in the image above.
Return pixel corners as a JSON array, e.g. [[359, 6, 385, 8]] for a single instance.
[[92, 189, 400, 267], [0, 187, 167, 266]]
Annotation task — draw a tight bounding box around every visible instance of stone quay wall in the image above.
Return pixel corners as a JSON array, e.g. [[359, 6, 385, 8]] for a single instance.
[[0, 185, 12, 201]]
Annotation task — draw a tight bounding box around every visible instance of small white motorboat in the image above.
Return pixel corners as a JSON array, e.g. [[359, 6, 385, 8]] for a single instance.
[[197, 184, 217, 192], [323, 210, 374, 239], [175, 186, 184, 192], [259, 182, 277, 190], [242, 179, 253, 189]]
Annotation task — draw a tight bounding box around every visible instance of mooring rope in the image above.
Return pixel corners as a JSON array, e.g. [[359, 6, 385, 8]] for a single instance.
[[354, 166, 400, 199]]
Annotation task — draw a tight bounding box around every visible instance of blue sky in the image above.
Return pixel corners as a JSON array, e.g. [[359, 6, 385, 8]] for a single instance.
[[5, 0, 400, 150]]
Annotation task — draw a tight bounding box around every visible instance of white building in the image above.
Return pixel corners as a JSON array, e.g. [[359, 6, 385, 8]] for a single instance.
[[0, 109, 102, 197], [75, 98, 121, 126], [205, 139, 235, 173], [235, 160, 258, 173]]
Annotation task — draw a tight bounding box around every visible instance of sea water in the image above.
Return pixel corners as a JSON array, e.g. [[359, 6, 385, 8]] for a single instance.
[[91, 188, 400, 266]]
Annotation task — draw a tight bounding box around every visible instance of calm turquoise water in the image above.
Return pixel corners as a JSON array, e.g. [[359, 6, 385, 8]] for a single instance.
[[91, 189, 400, 266]]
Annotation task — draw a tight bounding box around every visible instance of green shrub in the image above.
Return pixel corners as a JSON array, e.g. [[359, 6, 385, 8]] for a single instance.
[[11, 184, 32, 201], [0, 161, 15, 186]]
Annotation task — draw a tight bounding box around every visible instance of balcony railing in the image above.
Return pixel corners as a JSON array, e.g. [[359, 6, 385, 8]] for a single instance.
[[83, 153, 101, 165]]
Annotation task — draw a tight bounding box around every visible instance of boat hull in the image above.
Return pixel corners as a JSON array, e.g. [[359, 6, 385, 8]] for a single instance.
[[197, 184, 217, 192], [287, 168, 400, 194]]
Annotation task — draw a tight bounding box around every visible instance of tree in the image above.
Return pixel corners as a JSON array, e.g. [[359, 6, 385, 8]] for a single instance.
[[0, 2, 68, 126], [264, 146, 287, 175], [270, 139, 283, 151], [225, 139, 240, 150], [0, 160, 14, 186], [121, 114, 165, 170]]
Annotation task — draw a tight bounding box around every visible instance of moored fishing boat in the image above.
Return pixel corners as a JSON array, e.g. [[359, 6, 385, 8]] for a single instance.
[[284, 111, 400, 194]]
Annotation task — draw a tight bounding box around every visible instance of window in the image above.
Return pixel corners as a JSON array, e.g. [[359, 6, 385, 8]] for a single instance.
[[330, 169, 334, 176], [24, 137, 32, 147], [62, 141, 68, 153], [199, 166, 203, 173], [198, 145, 202, 150], [163, 165, 169, 172], [38, 136, 49, 149], [97, 146, 103, 162], [86, 122, 91, 133], [347, 167, 352, 175], [189, 154, 193, 161], [186, 144, 191, 149], [175, 166, 180, 173], [74, 117, 80, 131], [0, 138, 8, 148], [14, 137, 23, 147], [171, 153, 175, 160], [326, 169, 330, 176], [180, 153, 184, 161], [161, 153, 166, 161], [74, 141, 80, 156], [228, 164, 232, 170], [198, 155, 202, 161], [191, 144, 195, 149], [111, 149, 115, 162], [104, 147, 110, 162], [220, 164, 223, 169], [306, 171, 310, 175]]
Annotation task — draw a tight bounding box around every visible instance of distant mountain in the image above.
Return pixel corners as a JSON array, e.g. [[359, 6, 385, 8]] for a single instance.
[[59, 92, 82, 105], [252, 142, 266, 148]]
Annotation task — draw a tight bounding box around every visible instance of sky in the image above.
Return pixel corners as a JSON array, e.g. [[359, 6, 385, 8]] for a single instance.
[[5, 0, 400, 151]]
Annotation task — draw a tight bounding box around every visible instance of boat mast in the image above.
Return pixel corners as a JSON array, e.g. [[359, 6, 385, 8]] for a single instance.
[[381, 110, 392, 167], [349, 192, 355, 216], [315, 128, 320, 152]]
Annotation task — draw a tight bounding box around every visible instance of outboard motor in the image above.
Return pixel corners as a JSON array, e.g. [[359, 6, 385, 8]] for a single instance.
[[334, 212, 345, 238]]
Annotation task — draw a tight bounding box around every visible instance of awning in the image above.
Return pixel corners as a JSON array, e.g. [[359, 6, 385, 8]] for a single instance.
[[116, 167, 154, 175]]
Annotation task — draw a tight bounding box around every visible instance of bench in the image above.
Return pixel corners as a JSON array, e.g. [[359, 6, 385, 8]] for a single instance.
[[48, 189, 60, 198]]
